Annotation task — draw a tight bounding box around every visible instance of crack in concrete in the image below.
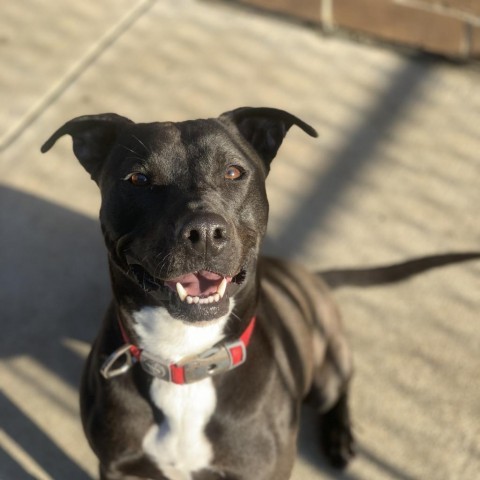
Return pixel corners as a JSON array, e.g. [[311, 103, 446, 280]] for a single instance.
[[0, 0, 156, 152]]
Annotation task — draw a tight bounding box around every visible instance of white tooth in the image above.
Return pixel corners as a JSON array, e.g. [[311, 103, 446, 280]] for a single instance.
[[199, 298, 207, 305], [193, 296, 200, 304], [186, 296, 193, 304], [208, 296, 214, 303], [176, 282, 188, 302], [217, 278, 227, 298], [214, 294, 220, 302]]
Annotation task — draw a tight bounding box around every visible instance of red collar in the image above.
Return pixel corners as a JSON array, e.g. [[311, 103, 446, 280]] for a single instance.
[[100, 316, 256, 385]]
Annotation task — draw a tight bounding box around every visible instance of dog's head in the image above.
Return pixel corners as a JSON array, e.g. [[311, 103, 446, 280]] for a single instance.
[[42, 108, 317, 322]]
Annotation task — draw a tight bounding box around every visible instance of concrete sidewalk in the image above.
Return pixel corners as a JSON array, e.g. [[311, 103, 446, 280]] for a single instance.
[[1, 1, 479, 479]]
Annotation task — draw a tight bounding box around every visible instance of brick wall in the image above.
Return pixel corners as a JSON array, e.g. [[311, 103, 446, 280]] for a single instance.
[[237, 0, 480, 59]]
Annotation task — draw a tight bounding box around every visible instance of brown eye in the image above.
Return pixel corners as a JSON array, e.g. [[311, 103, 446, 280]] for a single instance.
[[128, 173, 149, 186], [225, 165, 244, 180]]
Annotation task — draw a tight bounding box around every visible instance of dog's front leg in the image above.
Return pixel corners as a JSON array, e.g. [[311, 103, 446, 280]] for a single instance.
[[308, 342, 355, 469], [318, 390, 355, 469], [99, 454, 169, 480]]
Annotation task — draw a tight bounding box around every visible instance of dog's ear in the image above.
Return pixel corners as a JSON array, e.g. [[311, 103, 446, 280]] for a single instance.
[[220, 107, 318, 169], [41, 113, 133, 180]]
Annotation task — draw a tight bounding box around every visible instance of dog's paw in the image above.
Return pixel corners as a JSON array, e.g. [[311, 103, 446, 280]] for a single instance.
[[320, 420, 355, 469]]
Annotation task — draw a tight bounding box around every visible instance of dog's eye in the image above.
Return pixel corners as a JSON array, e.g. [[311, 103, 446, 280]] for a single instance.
[[225, 165, 244, 180], [126, 173, 149, 186]]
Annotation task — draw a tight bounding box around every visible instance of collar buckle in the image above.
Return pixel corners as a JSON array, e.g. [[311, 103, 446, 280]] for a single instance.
[[180, 340, 246, 384]]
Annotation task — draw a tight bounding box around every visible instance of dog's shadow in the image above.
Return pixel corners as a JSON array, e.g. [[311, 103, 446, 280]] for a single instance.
[[0, 185, 351, 480], [1, 186, 106, 480], [0, 185, 107, 378]]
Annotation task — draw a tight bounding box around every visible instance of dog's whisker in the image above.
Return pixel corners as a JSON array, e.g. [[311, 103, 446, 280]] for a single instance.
[[119, 143, 141, 156], [131, 134, 153, 156], [230, 311, 243, 325], [153, 251, 174, 278]]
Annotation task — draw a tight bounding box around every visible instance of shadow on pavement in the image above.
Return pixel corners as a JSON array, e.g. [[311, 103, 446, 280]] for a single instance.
[[0, 391, 91, 480], [1, 185, 108, 382], [1, 186, 104, 479], [263, 58, 433, 258]]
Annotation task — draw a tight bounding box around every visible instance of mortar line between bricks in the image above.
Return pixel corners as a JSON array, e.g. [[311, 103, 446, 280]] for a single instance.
[[0, 0, 157, 153], [321, 0, 334, 31]]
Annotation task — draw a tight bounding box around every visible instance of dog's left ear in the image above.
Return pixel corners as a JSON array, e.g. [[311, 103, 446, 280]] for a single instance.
[[41, 113, 133, 181], [220, 107, 318, 169]]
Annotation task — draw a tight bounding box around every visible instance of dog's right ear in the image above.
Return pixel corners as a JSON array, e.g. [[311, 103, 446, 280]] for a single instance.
[[41, 113, 133, 180], [220, 107, 318, 172]]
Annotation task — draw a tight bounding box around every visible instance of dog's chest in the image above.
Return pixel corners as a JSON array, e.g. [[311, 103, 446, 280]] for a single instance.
[[143, 378, 216, 480], [133, 307, 227, 479]]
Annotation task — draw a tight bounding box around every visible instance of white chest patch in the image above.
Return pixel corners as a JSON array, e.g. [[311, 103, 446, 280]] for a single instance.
[[132, 306, 231, 480], [143, 378, 217, 480]]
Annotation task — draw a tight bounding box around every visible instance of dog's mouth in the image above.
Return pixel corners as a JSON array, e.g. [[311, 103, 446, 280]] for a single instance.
[[128, 262, 247, 321], [165, 270, 232, 305]]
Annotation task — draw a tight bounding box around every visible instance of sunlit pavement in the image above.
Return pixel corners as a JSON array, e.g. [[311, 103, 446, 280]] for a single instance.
[[1, 1, 479, 479]]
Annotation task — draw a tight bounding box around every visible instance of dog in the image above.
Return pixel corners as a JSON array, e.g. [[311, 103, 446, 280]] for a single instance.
[[41, 108, 479, 480]]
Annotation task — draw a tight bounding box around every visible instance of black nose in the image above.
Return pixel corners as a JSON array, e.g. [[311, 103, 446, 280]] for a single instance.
[[179, 213, 229, 255]]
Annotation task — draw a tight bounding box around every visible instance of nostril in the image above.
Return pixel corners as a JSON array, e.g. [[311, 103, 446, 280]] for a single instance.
[[213, 228, 225, 240], [188, 229, 201, 243]]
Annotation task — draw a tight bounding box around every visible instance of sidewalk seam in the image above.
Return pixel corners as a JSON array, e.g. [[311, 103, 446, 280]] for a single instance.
[[0, 0, 156, 153]]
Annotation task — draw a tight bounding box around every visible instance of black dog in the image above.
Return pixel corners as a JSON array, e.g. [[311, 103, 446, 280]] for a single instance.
[[42, 107, 354, 479], [42, 108, 479, 480]]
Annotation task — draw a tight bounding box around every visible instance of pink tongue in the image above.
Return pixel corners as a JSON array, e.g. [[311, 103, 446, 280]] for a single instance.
[[166, 270, 223, 297]]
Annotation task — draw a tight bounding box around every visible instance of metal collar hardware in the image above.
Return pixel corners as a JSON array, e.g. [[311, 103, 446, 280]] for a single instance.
[[140, 340, 247, 384], [100, 344, 135, 379], [100, 317, 256, 385]]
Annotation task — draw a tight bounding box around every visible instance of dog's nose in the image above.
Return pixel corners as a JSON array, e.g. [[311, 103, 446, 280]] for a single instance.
[[179, 213, 229, 255]]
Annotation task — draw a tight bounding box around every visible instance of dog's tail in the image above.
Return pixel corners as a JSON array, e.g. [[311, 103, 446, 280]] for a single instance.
[[319, 252, 480, 289]]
